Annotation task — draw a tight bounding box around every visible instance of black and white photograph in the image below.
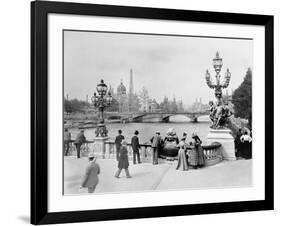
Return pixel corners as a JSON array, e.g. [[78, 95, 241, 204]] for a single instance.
[[63, 30, 253, 195], [0, 0, 277, 225]]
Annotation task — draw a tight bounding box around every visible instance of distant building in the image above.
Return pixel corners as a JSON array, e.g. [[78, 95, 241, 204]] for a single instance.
[[128, 69, 134, 112], [188, 98, 208, 112], [113, 69, 140, 113], [139, 87, 150, 112], [116, 80, 128, 113]]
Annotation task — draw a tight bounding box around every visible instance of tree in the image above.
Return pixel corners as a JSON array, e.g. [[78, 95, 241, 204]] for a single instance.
[[232, 68, 252, 128], [64, 98, 90, 113]]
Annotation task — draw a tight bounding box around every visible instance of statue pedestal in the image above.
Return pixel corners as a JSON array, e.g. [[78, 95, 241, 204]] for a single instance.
[[206, 129, 236, 161], [93, 137, 109, 159]]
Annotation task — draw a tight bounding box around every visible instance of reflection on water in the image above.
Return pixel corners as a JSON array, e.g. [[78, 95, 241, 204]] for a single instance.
[[68, 115, 211, 145]]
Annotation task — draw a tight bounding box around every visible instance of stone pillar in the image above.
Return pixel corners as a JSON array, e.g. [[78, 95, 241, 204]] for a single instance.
[[206, 128, 236, 161], [93, 137, 109, 159]]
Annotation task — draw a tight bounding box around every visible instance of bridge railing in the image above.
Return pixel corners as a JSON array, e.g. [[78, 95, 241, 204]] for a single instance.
[[65, 140, 222, 166]]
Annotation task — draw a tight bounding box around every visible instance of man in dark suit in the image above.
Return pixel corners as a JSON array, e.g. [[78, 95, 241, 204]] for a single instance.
[[150, 131, 162, 165], [131, 130, 141, 164], [114, 129, 124, 161], [74, 130, 86, 158]]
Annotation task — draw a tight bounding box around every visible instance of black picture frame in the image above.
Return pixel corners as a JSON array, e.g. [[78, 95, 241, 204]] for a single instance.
[[31, 1, 274, 225]]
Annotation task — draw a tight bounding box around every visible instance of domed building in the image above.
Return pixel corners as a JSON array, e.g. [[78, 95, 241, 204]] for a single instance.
[[117, 80, 129, 112]]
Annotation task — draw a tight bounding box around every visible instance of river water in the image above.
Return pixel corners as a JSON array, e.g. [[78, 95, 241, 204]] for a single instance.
[[68, 115, 211, 145]]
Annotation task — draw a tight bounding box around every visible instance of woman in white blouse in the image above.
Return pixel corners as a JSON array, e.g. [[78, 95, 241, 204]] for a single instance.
[[240, 131, 252, 159]]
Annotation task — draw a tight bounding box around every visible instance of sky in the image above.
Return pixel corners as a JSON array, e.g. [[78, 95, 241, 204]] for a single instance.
[[64, 30, 253, 106]]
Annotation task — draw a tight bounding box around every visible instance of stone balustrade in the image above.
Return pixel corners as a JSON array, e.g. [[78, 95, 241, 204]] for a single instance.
[[201, 142, 222, 166], [65, 140, 222, 165]]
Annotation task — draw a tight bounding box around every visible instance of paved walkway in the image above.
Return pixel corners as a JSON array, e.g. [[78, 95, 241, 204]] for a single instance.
[[64, 157, 252, 195]]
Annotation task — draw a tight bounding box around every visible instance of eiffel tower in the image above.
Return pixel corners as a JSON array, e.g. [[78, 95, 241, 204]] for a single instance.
[[128, 69, 134, 112]]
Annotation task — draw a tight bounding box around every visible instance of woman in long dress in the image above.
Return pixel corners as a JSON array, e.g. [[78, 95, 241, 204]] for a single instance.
[[189, 133, 205, 168], [188, 141, 199, 169], [176, 140, 189, 171]]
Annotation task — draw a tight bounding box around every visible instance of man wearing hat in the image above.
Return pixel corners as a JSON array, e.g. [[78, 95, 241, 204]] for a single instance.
[[150, 131, 162, 165], [80, 152, 100, 193], [131, 130, 142, 164], [74, 130, 86, 158], [115, 129, 125, 161]]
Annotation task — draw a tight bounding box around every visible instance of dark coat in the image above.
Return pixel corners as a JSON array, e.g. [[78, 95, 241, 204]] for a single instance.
[[191, 136, 205, 166], [196, 143, 205, 166], [115, 135, 125, 150], [74, 132, 86, 144], [118, 146, 129, 169], [131, 135, 140, 152], [150, 135, 162, 149], [81, 161, 100, 188]]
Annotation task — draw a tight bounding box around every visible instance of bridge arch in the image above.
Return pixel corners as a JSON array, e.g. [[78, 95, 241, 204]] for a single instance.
[[106, 111, 209, 123], [196, 114, 211, 122], [162, 114, 193, 122]]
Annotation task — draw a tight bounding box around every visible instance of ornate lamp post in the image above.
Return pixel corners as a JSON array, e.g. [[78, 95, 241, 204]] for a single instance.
[[205, 52, 232, 129], [205, 52, 231, 105], [91, 79, 113, 137], [205, 52, 236, 161]]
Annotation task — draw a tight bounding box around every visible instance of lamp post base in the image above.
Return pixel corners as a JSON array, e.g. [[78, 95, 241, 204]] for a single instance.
[[93, 136, 109, 159], [206, 128, 236, 161], [93, 123, 109, 159]]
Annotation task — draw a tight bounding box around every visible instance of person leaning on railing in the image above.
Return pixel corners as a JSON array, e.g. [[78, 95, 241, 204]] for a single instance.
[[74, 130, 86, 159], [150, 131, 162, 165], [64, 128, 71, 156]]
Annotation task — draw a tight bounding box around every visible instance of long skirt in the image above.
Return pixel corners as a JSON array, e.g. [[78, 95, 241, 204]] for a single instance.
[[188, 149, 198, 166], [176, 149, 188, 170], [241, 142, 252, 159], [197, 145, 205, 166]]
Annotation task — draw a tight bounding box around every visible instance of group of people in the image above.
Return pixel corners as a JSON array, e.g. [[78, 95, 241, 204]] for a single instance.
[[176, 132, 205, 171], [234, 128, 252, 159], [113, 129, 206, 179], [66, 128, 206, 193], [64, 128, 86, 158]]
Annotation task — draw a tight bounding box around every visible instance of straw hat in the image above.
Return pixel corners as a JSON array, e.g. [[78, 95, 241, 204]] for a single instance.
[[88, 152, 95, 159]]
